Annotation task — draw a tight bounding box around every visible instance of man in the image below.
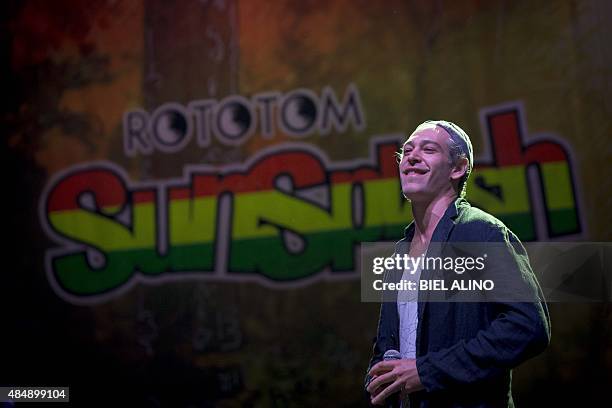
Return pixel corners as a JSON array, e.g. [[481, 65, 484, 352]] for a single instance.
[[365, 120, 550, 407]]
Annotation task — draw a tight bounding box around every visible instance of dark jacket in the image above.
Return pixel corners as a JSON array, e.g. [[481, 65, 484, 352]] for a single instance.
[[366, 198, 551, 407]]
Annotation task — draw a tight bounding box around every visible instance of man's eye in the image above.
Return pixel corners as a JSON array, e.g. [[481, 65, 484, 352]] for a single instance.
[[424, 148, 435, 153]]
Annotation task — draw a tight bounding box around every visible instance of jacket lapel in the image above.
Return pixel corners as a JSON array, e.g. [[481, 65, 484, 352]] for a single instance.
[[431, 197, 462, 244], [416, 198, 465, 353]]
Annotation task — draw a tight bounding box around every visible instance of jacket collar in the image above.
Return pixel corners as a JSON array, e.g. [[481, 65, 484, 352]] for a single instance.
[[403, 197, 467, 243]]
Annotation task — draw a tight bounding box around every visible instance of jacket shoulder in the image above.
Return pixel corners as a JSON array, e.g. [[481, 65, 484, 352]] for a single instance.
[[453, 203, 514, 242]]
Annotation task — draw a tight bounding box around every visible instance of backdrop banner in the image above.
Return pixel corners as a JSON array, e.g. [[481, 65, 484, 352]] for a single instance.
[[4, 1, 611, 406]]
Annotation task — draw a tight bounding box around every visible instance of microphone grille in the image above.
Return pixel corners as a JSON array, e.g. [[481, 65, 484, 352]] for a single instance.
[[383, 349, 401, 360]]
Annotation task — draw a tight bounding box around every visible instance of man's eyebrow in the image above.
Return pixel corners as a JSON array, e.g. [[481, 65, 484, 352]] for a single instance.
[[403, 139, 442, 149]]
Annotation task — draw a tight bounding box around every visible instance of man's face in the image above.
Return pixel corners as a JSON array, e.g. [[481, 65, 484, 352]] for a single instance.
[[398, 124, 455, 201]]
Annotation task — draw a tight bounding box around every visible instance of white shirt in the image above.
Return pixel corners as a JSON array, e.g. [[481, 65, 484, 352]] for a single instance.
[[397, 260, 422, 360]]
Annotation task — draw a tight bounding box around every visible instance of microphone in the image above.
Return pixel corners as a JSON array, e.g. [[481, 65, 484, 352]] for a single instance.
[[383, 349, 401, 361], [382, 350, 401, 408]]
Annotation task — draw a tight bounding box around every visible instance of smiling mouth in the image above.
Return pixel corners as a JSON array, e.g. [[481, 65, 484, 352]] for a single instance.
[[404, 169, 428, 175]]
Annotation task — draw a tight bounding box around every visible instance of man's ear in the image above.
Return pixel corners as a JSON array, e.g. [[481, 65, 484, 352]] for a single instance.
[[450, 157, 469, 182]]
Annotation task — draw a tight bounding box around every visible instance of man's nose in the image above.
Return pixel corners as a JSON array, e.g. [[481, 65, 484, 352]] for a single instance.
[[406, 150, 421, 164], [399, 151, 420, 172]]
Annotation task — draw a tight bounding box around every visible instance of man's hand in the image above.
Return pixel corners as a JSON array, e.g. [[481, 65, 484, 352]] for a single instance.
[[366, 359, 424, 405]]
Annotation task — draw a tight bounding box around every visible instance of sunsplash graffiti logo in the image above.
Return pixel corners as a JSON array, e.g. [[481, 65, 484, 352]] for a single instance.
[[39, 100, 581, 304], [472, 102, 581, 240]]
